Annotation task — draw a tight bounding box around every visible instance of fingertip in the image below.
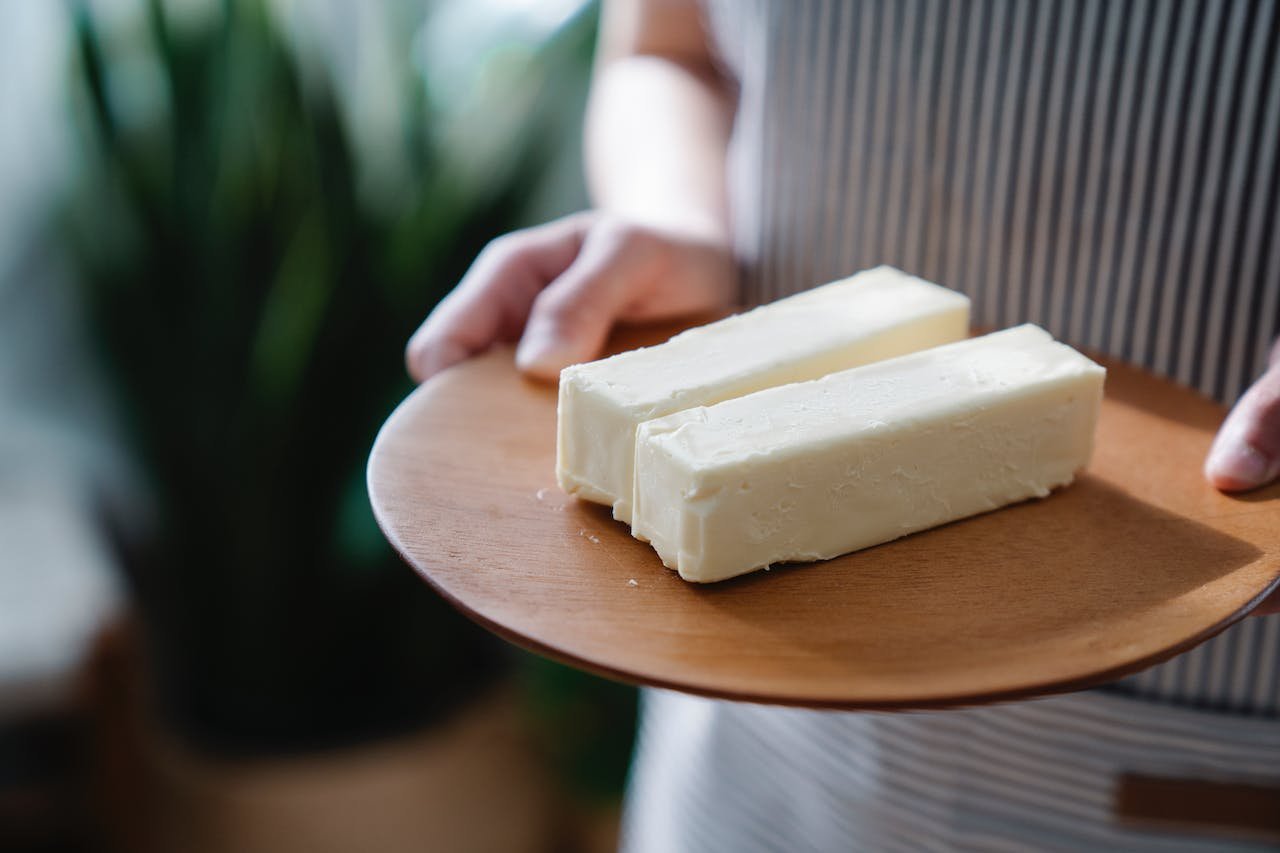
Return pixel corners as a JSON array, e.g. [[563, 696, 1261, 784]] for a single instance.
[[1204, 439, 1278, 492], [405, 340, 428, 383], [515, 356, 566, 383], [406, 337, 468, 384], [514, 326, 578, 381]]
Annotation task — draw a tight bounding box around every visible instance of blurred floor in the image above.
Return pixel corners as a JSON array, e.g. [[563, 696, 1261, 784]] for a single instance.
[[1, 620, 621, 853]]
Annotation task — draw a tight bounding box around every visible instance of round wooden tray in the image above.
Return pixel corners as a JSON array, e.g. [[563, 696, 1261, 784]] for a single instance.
[[368, 323, 1280, 710]]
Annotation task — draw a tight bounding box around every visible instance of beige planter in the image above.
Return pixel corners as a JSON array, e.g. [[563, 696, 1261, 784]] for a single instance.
[[145, 687, 561, 853], [87, 626, 571, 853]]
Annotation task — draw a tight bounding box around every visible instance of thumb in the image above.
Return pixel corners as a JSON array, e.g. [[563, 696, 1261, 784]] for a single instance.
[[404, 213, 595, 383], [515, 230, 649, 380], [1205, 344, 1280, 492]]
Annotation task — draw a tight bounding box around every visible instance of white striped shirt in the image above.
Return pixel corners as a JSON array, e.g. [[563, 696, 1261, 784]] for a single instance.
[[622, 1, 1280, 849]]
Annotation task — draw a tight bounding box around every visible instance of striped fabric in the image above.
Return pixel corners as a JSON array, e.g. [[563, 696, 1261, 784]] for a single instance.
[[627, 690, 1280, 852], [621, 1, 1280, 849]]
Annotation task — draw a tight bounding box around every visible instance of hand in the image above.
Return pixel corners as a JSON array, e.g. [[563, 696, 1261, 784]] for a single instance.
[[1204, 337, 1280, 616], [405, 211, 736, 383]]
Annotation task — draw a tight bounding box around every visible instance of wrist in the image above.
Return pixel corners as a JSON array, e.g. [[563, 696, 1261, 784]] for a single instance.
[[590, 206, 730, 255]]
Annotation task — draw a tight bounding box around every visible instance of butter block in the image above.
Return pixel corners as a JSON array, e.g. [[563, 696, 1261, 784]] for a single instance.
[[556, 266, 970, 522], [631, 325, 1106, 583]]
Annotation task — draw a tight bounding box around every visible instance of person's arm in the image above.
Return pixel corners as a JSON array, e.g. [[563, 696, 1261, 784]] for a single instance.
[[1204, 337, 1280, 615], [406, 0, 736, 383], [1205, 338, 1280, 492], [586, 0, 733, 244]]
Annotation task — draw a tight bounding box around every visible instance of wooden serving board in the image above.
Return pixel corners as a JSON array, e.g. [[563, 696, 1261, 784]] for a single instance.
[[368, 323, 1280, 709]]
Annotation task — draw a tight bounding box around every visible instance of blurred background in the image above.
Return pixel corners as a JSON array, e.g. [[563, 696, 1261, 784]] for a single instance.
[[0, 0, 637, 850]]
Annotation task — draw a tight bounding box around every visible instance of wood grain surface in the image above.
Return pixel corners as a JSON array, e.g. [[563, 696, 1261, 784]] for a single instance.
[[368, 323, 1280, 709]]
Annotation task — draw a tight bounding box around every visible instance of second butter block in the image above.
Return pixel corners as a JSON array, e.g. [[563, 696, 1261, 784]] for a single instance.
[[631, 325, 1106, 583]]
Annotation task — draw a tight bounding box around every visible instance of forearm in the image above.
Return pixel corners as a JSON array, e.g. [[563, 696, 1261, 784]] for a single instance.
[[585, 0, 735, 244], [408, 1, 738, 382]]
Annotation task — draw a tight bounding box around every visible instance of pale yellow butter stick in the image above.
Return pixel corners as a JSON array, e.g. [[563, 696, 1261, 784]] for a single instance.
[[632, 325, 1106, 583], [555, 266, 971, 523]]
